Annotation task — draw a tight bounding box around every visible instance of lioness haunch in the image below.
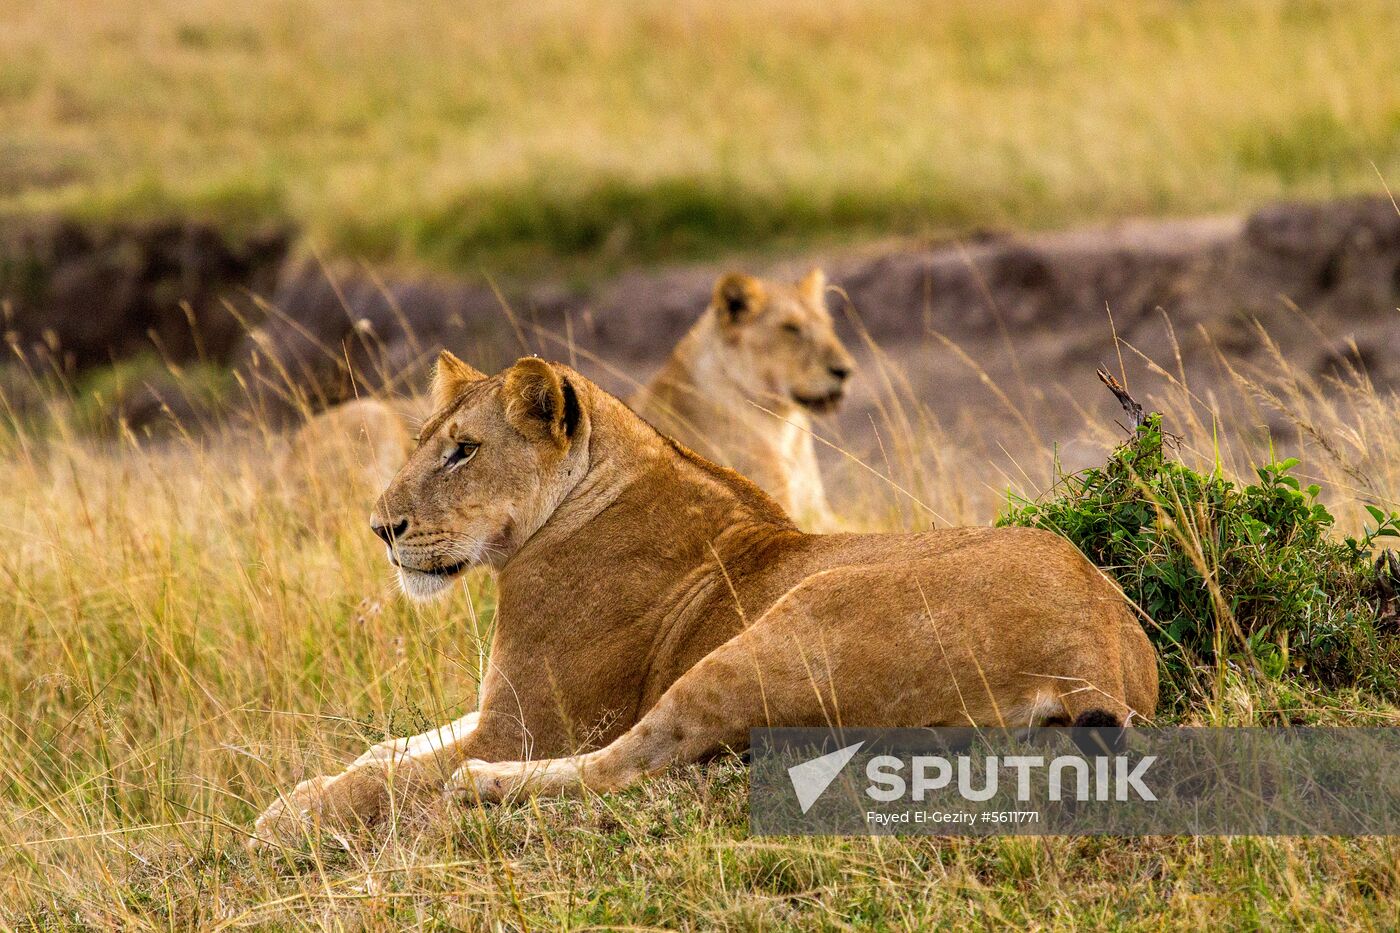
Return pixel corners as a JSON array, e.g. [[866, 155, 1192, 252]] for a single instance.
[[250, 352, 1157, 848]]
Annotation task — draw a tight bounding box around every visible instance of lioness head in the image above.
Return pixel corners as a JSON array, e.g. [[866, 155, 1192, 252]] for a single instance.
[[711, 268, 855, 414], [370, 352, 589, 601]]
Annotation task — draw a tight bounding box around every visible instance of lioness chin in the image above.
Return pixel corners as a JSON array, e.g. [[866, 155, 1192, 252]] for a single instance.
[[249, 351, 1157, 849]]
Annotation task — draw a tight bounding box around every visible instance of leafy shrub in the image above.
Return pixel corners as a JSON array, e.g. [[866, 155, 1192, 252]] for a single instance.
[[998, 415, 1400, 698]]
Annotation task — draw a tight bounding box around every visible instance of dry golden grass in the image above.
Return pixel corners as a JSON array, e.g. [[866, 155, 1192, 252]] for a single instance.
[[2, 327, 1399, 929], [4, 0, 1400, 270]]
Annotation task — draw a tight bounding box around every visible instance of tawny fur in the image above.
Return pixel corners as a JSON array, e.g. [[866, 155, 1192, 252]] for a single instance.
[[249, 353, 1157, 848], [630, 269, 855, 529], [280, 397, 414, 493]]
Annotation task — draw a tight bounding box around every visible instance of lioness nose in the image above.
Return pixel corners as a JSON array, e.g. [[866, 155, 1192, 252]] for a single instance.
[[828, 364, 851, 381], [371, 517, 409, 544]]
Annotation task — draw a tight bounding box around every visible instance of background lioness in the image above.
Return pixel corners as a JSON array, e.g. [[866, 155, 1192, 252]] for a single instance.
[[631, 269, 855, 528], [279, 397, 413, 494], [251, 352, 1157, 846], [284, 267, 853, 530]]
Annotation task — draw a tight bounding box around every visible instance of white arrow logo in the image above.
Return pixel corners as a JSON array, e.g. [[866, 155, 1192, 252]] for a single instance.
[[787, 742, 865, 814]]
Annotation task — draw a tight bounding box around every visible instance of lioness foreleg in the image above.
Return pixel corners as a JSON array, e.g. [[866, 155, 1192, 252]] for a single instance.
[[449, 694, 732, 803], [448, 643, 762, 802]]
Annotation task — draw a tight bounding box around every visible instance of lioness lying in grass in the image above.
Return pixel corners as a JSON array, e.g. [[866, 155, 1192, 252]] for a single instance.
[[250, 352, 1157, 847]]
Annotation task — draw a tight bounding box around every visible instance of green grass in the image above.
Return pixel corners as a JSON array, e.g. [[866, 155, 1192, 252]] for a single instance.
[[5, 1, 1400, 274], [349, 175, 982, 276]]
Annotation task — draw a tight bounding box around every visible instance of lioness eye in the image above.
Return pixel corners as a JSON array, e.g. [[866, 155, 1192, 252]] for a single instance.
[[781, 322, 802, 336], [444, 441, 479, 469]]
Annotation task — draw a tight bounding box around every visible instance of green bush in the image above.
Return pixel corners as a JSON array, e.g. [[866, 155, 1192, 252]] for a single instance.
[[998, 415, 1400, 699]]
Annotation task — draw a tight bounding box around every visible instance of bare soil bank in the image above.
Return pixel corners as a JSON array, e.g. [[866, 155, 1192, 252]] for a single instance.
[[0, 218, 289, 370], [247, 197, 1400, 475], [5, 198, 1398, 474]]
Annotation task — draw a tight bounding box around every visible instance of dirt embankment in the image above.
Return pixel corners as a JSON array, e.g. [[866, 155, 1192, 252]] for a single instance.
[[0, 218, 289, 370], [4, 198, 1398, 449], [243, 197, 1400, 450]]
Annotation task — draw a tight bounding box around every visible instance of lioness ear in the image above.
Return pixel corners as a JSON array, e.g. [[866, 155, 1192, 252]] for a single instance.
[[503, 357, 583, 447], [713, 273, 765, 325], [432, 349, 486, 409], [798, 267, 827, 305]]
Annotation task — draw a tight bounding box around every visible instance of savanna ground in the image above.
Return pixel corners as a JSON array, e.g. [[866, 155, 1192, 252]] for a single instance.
[[4, 0, 1400, 929]]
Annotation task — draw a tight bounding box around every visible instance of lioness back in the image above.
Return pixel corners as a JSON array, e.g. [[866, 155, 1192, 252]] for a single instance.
[[754, 525, 1158, 724]]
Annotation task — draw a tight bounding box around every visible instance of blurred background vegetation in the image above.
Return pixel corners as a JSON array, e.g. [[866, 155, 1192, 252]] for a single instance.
[[4, 0, 1400, 275]]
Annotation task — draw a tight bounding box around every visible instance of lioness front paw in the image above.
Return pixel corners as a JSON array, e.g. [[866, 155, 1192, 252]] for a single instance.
[[248, 773, 341, 851], [446, 759, 521, 804], [248, 747, 433, 851], [349, 736, 412, 769]]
